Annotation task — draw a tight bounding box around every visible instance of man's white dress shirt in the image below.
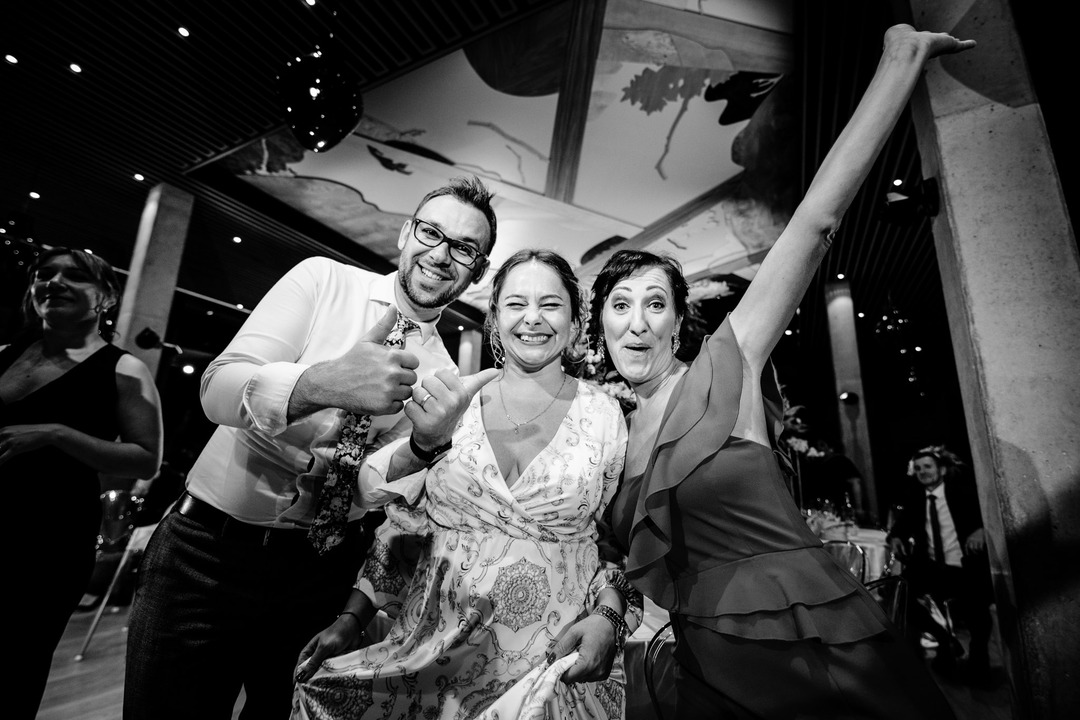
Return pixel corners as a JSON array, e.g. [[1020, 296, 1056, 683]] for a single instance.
[[186, 257, 457, 527]]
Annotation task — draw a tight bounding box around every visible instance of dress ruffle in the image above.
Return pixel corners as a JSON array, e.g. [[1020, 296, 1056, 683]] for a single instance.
[[627, 317, 760, 607], [678, 547, 889, 642], [623, 316, 890, 644]]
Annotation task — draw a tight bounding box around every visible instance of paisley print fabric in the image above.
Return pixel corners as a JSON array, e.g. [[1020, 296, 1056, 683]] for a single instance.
[[292, 379, 630, 720], [309, 312, 419, 553]]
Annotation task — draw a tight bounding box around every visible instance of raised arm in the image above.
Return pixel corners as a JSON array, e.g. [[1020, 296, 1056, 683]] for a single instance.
[[200, 258, 418, 435], [200, 257, 334, 432], [730, 25, 975, 367]]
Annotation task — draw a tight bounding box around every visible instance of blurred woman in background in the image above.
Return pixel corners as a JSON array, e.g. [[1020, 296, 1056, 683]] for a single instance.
[[0, 247, 162, 719]]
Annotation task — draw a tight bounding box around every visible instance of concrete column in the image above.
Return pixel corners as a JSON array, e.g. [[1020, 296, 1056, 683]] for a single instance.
[[456, 329, 482, 375], [907, 1, 1080, 717], [825, 281, 877, 521], [115, 183, 193, 378]]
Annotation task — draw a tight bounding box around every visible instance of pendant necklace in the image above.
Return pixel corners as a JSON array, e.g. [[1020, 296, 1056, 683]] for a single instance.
[[498, 375, 569, 434]]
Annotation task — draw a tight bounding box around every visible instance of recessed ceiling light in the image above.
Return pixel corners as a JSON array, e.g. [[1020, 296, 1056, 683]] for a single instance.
[[85, 248, 94, 254], [857, 312, 865, 318], [182, 364, 196, 375], [232, 236, 242, 243], [178, 27, 190, 37], [4, 55, 17, 64], [29, 191, 40, 199], [69, 63, 82, 73], [893, 178, 903, 186], [784, 329, 793, 336], [133, 173, 145, 181], [836, 273, 845, 280], [236, 303, 244, 309]]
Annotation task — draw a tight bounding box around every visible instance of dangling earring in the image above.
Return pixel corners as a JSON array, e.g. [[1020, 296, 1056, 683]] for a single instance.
[[594, 341, 605, 367], [488, 334, 505, 369], [671, 333, 680, 356]]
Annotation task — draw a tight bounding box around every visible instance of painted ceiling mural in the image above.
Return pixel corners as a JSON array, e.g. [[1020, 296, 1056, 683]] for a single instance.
[[215, 0, 796, 312]]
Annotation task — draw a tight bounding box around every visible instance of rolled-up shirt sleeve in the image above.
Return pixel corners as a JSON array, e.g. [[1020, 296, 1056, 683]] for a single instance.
[[357, 437, 427, 508], [200, 258, 325, 435]]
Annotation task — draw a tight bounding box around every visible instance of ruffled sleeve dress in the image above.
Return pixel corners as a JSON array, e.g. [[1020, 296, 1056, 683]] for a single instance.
[[607, 318, 958, 719], [609, 318, 887, 643]]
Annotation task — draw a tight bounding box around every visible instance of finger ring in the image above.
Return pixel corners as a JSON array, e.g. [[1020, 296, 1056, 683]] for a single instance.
[[420, 393, 433, 407]]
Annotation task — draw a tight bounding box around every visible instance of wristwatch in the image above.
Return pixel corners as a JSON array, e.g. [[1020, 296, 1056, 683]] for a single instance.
[[409, 435, 452, 465], [591, 603, 630, 652]]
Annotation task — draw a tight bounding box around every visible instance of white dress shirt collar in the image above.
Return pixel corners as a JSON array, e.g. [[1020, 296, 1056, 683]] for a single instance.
[[371, 272, 441, 342]]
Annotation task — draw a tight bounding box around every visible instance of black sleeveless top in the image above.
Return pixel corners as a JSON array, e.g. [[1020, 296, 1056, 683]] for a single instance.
[[1, 337, 128, 539]]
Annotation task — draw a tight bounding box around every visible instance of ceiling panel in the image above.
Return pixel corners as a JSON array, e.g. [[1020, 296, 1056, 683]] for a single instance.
[[9, 0, 1068, 466]]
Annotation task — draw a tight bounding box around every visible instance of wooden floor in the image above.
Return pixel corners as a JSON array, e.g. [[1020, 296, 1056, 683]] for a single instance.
[[39, 603, 1014, 720], [38, 606, 242, 720]]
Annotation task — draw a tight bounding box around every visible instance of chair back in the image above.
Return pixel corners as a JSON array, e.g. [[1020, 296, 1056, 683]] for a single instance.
[[864, 575, 909, 635], [643, 621, 677, 720], [822, 540, 867, 583]]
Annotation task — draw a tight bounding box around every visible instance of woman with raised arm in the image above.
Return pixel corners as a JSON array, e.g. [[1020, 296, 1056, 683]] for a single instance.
[[1, 247, 163, 719], [292, 249, 637, 720], [590, 25, 975, 719]]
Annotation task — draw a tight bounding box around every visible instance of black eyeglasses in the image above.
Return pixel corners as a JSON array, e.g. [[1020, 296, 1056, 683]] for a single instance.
[[411, 218, 486, 268]]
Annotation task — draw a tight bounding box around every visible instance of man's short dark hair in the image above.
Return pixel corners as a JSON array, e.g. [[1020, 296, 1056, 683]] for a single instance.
[[412, 175, 497, 254]]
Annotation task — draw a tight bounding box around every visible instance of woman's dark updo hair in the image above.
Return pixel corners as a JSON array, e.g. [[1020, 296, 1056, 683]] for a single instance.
[[21, 246, 122, 342], [588, 249, 689, 373], [484, 249, 586, 371]]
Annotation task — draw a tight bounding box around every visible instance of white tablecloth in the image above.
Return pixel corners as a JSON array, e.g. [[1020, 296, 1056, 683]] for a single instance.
[[848, 527, 893, 581]]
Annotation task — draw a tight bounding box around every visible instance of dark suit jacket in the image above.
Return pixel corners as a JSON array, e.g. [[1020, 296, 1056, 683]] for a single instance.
[[887, 472, 985, 563], [888, 471, 994, 606]]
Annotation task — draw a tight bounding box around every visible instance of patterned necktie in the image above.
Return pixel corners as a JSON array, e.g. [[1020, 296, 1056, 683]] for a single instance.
[[928, 494, 946, 564], [308, 311, 420, 554]]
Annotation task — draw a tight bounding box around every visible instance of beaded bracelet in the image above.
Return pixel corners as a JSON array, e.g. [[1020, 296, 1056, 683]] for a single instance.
[[590, 603, 629, 652], [599, 571, 642, 607]]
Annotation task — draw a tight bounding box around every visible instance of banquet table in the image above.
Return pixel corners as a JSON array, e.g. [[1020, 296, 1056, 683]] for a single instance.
[[847, 526, 896, 581]]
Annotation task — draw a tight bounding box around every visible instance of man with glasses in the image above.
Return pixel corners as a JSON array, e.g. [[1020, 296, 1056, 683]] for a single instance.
[[125, 176, 498, 720]]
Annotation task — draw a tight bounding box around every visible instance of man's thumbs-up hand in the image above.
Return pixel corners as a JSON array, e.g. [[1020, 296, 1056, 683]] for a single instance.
[[288, 306, 420, 421]]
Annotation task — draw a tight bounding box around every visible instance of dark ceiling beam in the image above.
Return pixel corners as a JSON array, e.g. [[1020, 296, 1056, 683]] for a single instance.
[[188, 166, 486, 330], [190, 166, 394, 273], [577, 174, 742, 280], [544, 0, 608, 203]]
